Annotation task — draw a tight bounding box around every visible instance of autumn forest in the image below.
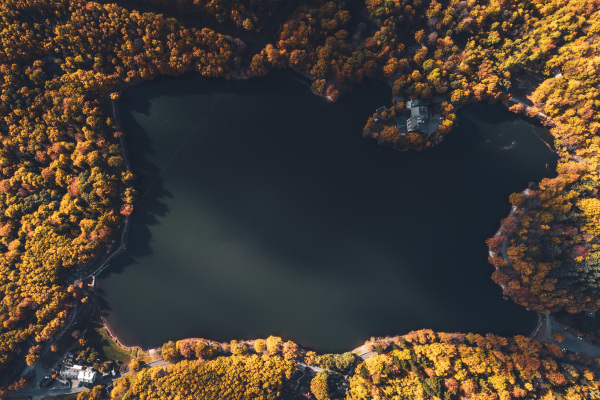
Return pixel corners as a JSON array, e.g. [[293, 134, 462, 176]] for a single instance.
[[0, 0, 600, 398]]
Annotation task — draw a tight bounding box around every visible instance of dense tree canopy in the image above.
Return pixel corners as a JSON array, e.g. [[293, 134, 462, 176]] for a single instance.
[[0, 0, 241, 377], [110, 354, 295, 400], [1, 0, 600, 390], [486, 1, 600, 315], [109, 332, 599, 400], [137, 0, 285, 32], [348, 330, 600, 400], [246, 0, 600, 315]]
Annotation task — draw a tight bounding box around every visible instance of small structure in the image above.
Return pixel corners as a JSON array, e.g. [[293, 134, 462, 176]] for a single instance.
[[60, 364, 97, 384], [405, 99, 425, 109], [405, 99, 444, 137], [554, 68, 562, 78], [406, 99, 429, 133], [62, 353, 74, 366], [60, 365, 81, 380], [372, 99, 444, 138], [396, 115, 408, 135], [374, 106, 387, 122], [300, 386, 312, 398], [77, 367, 97, 384]]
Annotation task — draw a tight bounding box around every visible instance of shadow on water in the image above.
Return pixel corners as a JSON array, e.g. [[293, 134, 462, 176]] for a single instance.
[[97, 70, 557, 352], [465, 100, 557, 149]]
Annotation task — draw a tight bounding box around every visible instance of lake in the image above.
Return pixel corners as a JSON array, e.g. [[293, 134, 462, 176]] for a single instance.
[[97, 71, 556, 352]]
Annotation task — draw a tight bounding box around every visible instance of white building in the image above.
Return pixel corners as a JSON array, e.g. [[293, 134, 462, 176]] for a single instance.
[[77, 368, 97, 384]]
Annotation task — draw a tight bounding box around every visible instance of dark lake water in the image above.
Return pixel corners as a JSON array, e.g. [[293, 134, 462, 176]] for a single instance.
[[97, 71, 556, 352]]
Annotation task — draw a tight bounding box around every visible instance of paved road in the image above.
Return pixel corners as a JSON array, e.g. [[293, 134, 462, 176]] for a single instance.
[[16, 359, 171, 399], [296, 362, 333, 374], [145, 360, 169, 368], [510, 96, 548, 119], [16, 379, 89, 400], [541, 314, 600, 357], [355, 351, 376, 360]]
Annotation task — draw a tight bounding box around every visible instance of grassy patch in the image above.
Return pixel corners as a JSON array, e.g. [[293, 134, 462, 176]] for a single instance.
[[84, 321, 132, 363]]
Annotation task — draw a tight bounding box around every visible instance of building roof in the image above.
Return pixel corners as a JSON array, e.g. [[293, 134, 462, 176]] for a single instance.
[[407, 116, 427, 132], [411, 106, 428, 117], [406, 99, 425, 109], [78, 369, 97, 383], [396, 116, 408, 135], [60, 366, 82, 380]]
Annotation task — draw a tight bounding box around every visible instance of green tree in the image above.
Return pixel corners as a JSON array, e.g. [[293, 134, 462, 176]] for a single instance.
[[161, 341, 178, 363]]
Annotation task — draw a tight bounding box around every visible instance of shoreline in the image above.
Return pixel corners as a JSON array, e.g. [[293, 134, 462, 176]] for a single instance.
[[92, 71, 556, 360], [100, 316, 146, 353], [485, 91, 560, 342]]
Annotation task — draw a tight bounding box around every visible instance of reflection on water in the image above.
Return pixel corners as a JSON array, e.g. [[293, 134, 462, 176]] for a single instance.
[[97, 71, 556, 352]]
